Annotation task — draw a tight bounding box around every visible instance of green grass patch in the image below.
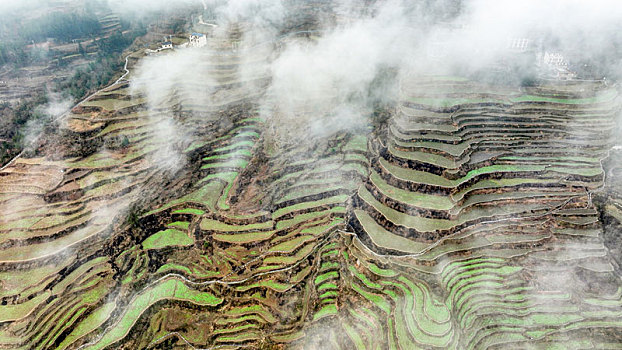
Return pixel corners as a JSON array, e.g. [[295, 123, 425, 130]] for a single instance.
[[171, 208, 205, 216], [268, 235, 315, 253], [142, 229, 194, 250], [202, 149, 252, 162], [272, 194, 349, 219], [200, 158, 249, 170], [388, 144, 458, 169], [276, 207, 345, 230], [200, 218, 273, 232], [510, 89, 617, 104], [354, 210, 429, 254], [224, 304, 277, 323], [313, 304, 338, 321], [343, 135, 368, 152], [57, 302, 116, 350], [351, 282, 391, 314], [263, 242, 316, 265], [235, 280, 293, 292], [370, 169, 453, 210], [213, 230, 275, 244], [315, 271, 339, 285], [84, 278, 222, 350], [167, 221, 190, 230]]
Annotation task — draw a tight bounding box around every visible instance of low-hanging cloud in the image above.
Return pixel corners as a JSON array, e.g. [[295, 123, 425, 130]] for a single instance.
[[423, 0, 622, 73], [109, 0, 622, 145], [106, 0, 199, 16], [23, 91, 74, 148], [263, 0, 622, 141], [214, 0, 285, 26], [266, 0, 414, 140], [130, 48, 216, 172], [125, 0, 285, 168], [5, 0, 617, 146], [16, 0, 616, 154]]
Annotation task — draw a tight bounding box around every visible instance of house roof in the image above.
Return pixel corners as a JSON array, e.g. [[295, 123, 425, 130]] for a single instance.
[[163, 41, 172, 45], [191, 33, 205, 37]]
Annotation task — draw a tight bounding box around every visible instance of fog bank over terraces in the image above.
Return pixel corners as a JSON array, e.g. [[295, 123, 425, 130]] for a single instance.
[[125, 0, 622, 143], [0, 1, 621, 349]]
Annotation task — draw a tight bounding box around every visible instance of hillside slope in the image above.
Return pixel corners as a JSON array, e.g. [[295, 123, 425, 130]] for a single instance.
[[0, 22, 621, 350]]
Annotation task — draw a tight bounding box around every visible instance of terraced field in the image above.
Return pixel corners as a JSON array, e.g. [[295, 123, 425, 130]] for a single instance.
[[1, 21, 622, 350], [345, 78, 622, 349]]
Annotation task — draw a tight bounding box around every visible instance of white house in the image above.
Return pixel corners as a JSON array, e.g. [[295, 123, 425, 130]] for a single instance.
[[508, 38, 530, 52], [538, 51, 576, 80], [160, 41, 173, 50], [189, 33, 207, 48], [542, 52, 567, 67]]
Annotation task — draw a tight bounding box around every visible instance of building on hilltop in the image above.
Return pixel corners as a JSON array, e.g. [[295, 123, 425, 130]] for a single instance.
[[145, 36, 176, 54], [507, 37, 531, 52], [542, 52, 567, 67], [537, 51, 576, 80], [189, 33, 207, 48]]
